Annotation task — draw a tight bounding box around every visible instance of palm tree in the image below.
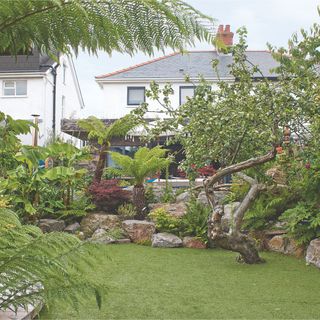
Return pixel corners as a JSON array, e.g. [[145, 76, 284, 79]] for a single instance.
[[77, 115, 140, 182], [0, 0, 214, 56], [107, 146, 171, 218]]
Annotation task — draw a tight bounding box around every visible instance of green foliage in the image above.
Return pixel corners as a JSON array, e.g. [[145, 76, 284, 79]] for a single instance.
[[0, 208, 104, 312], [145, 186, 157, 204], [149, 208, 181, 234], [280, 203, 320, 245], [105, 227, 126, 240], [0, 142, 91, 219], [160, 184, 176, 203], [223, 179, 250, 204], [117, 203, 137, 219], [0, 0, 213, 56], [78, 115, 140, 147], [180, 199, 211, 242], [107, 146, 171, 186], [243, 187, 296, 231], [0, 112, 34, 177]]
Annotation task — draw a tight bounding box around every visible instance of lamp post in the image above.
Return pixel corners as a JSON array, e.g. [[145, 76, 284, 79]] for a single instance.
[[31, 114, 40, 147]]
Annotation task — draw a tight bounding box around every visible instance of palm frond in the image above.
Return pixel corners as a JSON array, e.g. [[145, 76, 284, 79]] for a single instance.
[[0, 0, 215, 56], [0, 208, 105, 312]]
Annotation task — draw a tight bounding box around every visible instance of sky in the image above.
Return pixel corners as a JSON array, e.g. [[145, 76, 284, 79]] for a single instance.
[[74, 0, 320, 117]]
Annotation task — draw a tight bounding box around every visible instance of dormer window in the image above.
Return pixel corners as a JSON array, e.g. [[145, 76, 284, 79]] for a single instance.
[[3, 80, 27, 96], [127, 87, 145, 105]]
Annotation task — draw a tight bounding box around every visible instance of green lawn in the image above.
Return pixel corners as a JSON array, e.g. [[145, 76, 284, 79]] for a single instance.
[[41, 244, 320, 319]]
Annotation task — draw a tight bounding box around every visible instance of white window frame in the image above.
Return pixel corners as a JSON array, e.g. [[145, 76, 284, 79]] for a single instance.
[[2, 80, 27, 97]]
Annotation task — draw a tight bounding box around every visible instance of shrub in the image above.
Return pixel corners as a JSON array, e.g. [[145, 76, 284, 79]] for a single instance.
[[105, 227, 127, 240], [280, 202, 320, 245], [145, 186, 157, 204], [88, 179, 131, 212], [180, 199, 211, 242], [149, 208, 181, 234], [117, 203, 137, 219]]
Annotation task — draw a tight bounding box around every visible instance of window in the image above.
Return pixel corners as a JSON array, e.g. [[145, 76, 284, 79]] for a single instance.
[[3, 80, 27, 96], [127, 87, 145, 105], [179, 86, 195, 105]]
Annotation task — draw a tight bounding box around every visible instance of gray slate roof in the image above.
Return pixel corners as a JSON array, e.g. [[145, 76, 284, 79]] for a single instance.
[[96, 51, 279, 81], [0, 48, 55, 73]]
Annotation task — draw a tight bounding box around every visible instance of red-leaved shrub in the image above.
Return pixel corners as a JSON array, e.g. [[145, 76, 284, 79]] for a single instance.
[[88, 179, 131, 212]]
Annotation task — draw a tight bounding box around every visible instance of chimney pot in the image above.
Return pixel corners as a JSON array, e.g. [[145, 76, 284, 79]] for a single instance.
[[216, 24, 234, 47]]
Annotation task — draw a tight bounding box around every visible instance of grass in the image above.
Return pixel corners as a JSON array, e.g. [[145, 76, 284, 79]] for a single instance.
[[41, 244, 320, 319]]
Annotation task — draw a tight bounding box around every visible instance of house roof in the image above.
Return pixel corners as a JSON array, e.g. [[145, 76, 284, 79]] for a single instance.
[[95, 50, 279, 81], [0, 48, 55, 73]]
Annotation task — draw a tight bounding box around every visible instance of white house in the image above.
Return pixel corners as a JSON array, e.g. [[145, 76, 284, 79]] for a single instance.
[[94, 25, 278, 121], [0, 48, 84, 146]]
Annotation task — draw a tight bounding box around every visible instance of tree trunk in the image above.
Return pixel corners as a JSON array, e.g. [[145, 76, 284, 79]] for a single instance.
[[133, 184, 146, 219], [94, 143, 108, 183], [208, 228, 263, 264], [206, 167, 270, 264]]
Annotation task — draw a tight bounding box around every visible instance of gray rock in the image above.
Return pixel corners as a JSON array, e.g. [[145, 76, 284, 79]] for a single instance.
[[64, 222, 80, 234], [176, 191, 190, 203], [80, 213, 121, 238], [152, 233, 182, 248], [306, 238, 320, 268], [38, 219, 65, 233], [90, 228, 115, 244], [222, 202, 241, 232], [149, 203, 186, 218], [213, 190, 229, 204], [122, 220, 155, 243], [197, 191, 209, 206]]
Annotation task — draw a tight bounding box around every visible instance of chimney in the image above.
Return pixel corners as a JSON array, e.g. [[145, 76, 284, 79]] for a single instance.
[[217, 24, 234, 47]]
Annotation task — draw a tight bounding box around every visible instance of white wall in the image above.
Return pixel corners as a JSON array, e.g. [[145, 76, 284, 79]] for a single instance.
[[0, 55, 84, 147], [55, 56, 84, 146], [0, 76, 49, 145], [99, 81, 217, 119]]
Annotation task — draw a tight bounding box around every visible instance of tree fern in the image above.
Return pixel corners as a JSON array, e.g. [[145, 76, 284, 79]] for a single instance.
[[0, 208, 104, 312], [107, 146, 171, 216], [0, 0, 214, 56]]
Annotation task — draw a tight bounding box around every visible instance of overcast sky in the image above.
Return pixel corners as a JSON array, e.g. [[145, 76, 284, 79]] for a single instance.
[[74, 0, 320, 117]]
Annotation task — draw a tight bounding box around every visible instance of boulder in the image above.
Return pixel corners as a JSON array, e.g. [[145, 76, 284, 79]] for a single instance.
[[266, 166, 286, 185], [267, 235, 305, 257], [182, 236, 206, 249], [306, 238, 320, 268], [80, 213, 121, 238], [90, 228, 115, 244], [122, 220, 155, 243], [176, 191, 190, 203], [213, 190, 229, 204], [38, 219, 65, 233], [64, 222, 80, 234], [222, 202, 241, 232], [149, 203, 186, 218], [197, 191, 209, 206], [152, 233, 182, 248], [268, 235, 286, 253], [285, 238, 305, 258]]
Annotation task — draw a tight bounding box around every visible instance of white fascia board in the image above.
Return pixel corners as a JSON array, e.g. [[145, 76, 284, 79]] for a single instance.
[[66, 55, 85, 109], [0, 72, 47, 78], [96, 77, 234, 85]]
